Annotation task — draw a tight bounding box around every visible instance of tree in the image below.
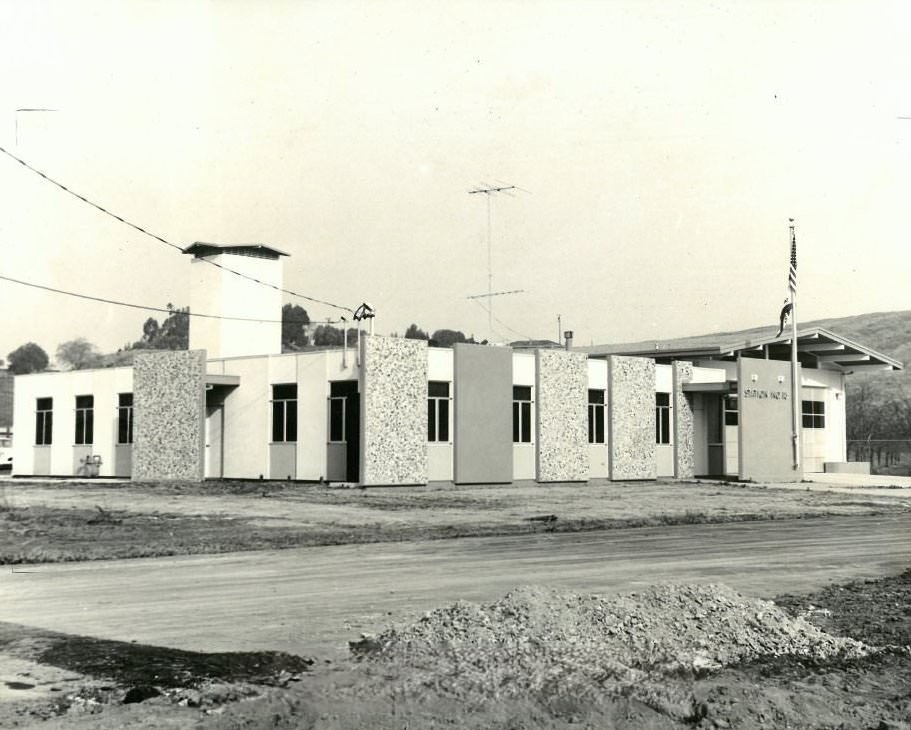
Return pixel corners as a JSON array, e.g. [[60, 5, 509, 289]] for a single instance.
[[130, 305, 189, 351], [7, 342, 49, 374], [282, 304, 310, 351], [404, 324, 429, 340], [430, 329, 474, 348], [56, 338, 102, 370], [312, 324, 358, 347]]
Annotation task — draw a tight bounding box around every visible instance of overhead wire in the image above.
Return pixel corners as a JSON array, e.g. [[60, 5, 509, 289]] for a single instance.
[[0, 144, 353, 314], [470, 298, 537, 342], [0, 272, 338, 326]]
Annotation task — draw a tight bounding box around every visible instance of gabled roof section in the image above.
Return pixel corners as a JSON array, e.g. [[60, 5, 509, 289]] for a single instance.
[[578, 326, 902, 373], [183, 242, 289, 259]]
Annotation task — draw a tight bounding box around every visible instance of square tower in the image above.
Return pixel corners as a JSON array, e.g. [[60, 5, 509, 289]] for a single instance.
[[183, 242, 287, 359]]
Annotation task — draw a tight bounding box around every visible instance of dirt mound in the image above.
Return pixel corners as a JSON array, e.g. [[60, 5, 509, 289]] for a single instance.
[[351, 583, 871, 719]]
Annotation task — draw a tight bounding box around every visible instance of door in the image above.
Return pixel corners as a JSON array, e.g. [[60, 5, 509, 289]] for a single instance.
[[205, 405, 224, 478], [329, 381, 360, 483]]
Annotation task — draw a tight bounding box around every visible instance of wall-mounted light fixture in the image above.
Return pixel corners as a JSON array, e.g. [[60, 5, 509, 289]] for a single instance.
[[751, 374, 758, 383]]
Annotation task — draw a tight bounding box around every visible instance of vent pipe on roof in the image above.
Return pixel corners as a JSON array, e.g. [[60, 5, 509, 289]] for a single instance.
[[564, 330, 574, 350]]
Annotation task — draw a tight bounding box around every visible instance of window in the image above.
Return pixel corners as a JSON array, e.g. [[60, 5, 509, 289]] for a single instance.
[[802, 399, 825, 429], [75, 395, 94, 445], [655, 392, 671, 445], [329, 381, 355, 443], [272, 384, 298, 442], [588, 389, 605, 444], [723, 395, 739, 426], [513, 386, 532, 443], [118, 393, 134, 444], [427, 381, 450, 442], [35, 397, 53, 445]]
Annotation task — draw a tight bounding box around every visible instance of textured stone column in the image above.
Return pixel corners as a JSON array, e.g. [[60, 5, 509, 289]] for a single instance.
[[608, 355, 657, 480], [360, 335, 428, 485], [672, 361, 695, 479], [535, 349, 589, 482], [133, 350, 206, 481]]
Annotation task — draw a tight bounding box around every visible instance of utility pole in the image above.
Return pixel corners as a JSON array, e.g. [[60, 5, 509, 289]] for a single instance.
[[468, 184, 519, 340]]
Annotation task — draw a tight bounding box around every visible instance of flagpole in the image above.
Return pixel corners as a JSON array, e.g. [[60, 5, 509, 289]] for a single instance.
[[789, 219, 801, 473]]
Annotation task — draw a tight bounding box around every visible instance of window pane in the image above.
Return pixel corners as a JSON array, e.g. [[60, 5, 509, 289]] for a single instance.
[[802, 414, 813, 428], [588, 389, 604, 405], [118, 410, 129, 444], [272, 401, 285, 441], [274, 383, 297, 400], [656, 392, 670, 407], [330, 399, 344, 441], [513, 385, 531, 402], [588, 405, 595, 443], [427, 399, 436, 441], [85, 409, 94, 445], [660, 408, 670, 444], [438, 399, 449, 442], [119, 393, 133, 407], [45, 413, 53, 445], [595, 405, 605, 444], [428, 381, 449, 398], [75, 410, 85, 444], [286, 401, 297, 442], [513, 402, 520, 442], [37, 397, 52, 410], [35, 413, 43, 445], [521, 402, 531, 442]]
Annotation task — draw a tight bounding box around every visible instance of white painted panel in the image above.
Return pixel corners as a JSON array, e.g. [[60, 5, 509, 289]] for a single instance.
[[512, 353, 536, 386], [587, 359, 608, 390], [588, 443, 608, 478], [695, 361, 737, 380], [513, 443, 535, 480], [220, 357, 270, 479], [427, 348, 454, 382], [656, 444, 674, 477], [655, 364, 673, 393], [327, 443, 347, 481], [427, 443, 453, 481], [724, 424, 739, 475]]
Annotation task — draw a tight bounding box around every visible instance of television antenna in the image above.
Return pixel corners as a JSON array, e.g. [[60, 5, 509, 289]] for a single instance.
[[467, 182, 528, 339]]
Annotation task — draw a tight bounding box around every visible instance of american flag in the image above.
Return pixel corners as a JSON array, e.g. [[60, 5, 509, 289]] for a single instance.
[[788, 219, 797, 293]]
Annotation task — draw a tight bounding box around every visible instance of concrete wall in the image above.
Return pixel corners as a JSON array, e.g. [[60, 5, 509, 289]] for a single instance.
[[133, 350, 206, 481], [672, 361, 695, 479], [535, 349, 588, 482], [737, 358, 799, 482], [608, 355, 656, 480], [360, 335, 427, 485], [453, 343, 512, 484], [12, 367, 133, 477]]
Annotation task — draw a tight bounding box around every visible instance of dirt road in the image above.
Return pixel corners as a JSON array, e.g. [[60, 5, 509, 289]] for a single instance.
[[3, 514, 909, 661]]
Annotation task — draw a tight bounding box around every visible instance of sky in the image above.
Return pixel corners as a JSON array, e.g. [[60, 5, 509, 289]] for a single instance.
[[0, 0, 909, 364]]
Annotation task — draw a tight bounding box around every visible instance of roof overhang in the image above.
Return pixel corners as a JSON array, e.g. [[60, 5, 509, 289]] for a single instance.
[[205, 374, 241, 388], [581, 327, 902, 373], [183, 242, 289, 258]]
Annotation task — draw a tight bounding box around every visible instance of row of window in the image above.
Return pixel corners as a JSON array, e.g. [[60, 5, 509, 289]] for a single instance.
[[35, 395, 133, 446], [34, 390, 828, 448]]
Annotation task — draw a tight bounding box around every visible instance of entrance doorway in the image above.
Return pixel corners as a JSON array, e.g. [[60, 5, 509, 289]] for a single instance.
[[205, 405, 224, 479], [328, 381, 360, 482]]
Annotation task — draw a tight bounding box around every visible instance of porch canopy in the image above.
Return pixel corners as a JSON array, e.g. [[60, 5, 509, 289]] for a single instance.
[[579, 326, 902, 374]]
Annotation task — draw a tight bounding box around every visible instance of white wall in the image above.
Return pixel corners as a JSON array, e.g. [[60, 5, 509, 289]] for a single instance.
[[12, 367, 133, 477], [189, 253, 283, 359]]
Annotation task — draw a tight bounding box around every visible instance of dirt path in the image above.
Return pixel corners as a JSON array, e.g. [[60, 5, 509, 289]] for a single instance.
[[3, 514, 909, 662]]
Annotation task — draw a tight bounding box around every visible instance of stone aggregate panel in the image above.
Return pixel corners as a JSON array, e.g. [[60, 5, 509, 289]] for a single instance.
[[133, 350, 206, 481], [535, 349, 589, 482], [453, 344, 513, 484], [361, 335, 428, 485], [672, 361, 695, 479], [608, 356, 657, 480]]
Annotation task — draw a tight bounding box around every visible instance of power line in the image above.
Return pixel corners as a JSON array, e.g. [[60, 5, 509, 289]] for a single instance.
[[0, 272, 336, 325], [0, 144, 352, 314], [470, 297, 536, 342]]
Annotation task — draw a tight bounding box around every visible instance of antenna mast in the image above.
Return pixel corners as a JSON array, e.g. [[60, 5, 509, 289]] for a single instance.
[[468, 183, 520, 340]]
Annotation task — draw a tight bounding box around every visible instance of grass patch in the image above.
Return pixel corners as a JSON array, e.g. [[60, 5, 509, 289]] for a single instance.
[[0, 503, 883, 565]]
